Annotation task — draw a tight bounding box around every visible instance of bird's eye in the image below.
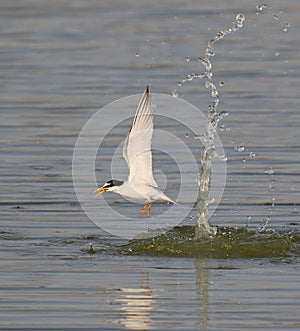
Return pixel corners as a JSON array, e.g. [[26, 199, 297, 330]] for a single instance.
[[104, 181, 113, 187]]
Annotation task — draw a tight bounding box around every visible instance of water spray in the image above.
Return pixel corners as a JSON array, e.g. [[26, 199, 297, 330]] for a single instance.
[[177, 14, 246, 239]]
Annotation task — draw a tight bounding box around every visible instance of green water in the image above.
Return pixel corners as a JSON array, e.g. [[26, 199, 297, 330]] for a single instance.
[[121, 226, 300, 259]]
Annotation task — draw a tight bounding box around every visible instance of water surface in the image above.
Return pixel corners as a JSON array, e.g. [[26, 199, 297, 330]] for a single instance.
[[1, 0, 300, 330]]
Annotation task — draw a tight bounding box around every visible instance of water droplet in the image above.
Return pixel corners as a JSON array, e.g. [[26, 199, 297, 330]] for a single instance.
[[282, 23, 290, 32], [275, 51, 279, 57], [219, 110, 229, 118], [211, 89, 218, 97], [265, 168, 274, 175], [198, 57, 212, 70], [185, 133, 190, 138], [249, 152, 256, 159], [205, 81, 211, 89], [219, 81, 224, 87], [242, 157, 246, 163], [195, 73, 206, 79], [186, 74, 193, 81], [218, 155, 227, 161], [177, 81, 183, 86], [218, 30, 225, 38], [273, 14, 279, 20], [206, 71, 212, 79], [194, 135, 204, 142], [185, 56, 190, 63], [135, 52, 140, 57], [258, 218, 269, 232], [219, 124, 225, 131], [172, 89, 178, 97], [235, 13, 245, 27], [235, 144, 245, 152], [206, 48, 215, 57], [272, 197, 275, 207], [257, 4, 267, 12]]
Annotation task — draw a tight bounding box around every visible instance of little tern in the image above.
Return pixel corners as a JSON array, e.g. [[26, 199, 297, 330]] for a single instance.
[[94, 86, 175, 216]]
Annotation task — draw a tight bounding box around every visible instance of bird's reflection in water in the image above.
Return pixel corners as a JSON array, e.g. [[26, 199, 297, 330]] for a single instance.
[[195, 259, 211, 330], [110, 261, 211, 330], [119, 271, 153, 330]]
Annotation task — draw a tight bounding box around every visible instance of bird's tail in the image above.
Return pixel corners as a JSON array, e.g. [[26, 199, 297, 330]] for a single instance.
[[159, 193, 185, 209]]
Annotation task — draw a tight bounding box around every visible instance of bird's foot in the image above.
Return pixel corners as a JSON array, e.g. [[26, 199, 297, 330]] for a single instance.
[[140, 202, 149, 216], [146, 202, 152, 217], [140, 202, 152, 217]]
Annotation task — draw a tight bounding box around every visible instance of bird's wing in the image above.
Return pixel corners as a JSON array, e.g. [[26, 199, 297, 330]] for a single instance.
[[123, 86, 158, 187]]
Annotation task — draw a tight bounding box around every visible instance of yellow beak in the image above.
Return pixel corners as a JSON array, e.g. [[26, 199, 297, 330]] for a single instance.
[[93, 187, 106, 198]]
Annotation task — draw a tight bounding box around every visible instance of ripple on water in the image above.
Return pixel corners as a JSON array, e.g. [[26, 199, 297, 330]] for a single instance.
[[2, 225, 299, 260]]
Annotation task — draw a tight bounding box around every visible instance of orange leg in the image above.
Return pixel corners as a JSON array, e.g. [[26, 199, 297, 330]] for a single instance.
[[146, 202, 152, 217], [140, 202, 149, 216]]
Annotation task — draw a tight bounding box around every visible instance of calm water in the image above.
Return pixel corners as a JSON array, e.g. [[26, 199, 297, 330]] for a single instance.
[[1, 0, 300, 330]]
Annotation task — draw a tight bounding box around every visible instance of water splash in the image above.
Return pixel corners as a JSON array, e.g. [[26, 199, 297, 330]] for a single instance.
[[178, 14, 245, 239], [5, 225, 299, 260], [121, 226, 300, 259]]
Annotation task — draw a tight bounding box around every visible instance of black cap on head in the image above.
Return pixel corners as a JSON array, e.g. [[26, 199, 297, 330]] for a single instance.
[[103, 179, 123, 188]]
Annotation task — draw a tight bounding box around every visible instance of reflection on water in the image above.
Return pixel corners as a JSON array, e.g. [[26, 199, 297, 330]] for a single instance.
[[120, 272, 153, 330], [0, 229, 300, 330], [196, 259, 210, 330], [118, 261, 212, 330]]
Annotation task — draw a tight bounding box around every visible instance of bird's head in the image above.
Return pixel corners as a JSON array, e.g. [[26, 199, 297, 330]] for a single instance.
[[94, 179, 123, 197]]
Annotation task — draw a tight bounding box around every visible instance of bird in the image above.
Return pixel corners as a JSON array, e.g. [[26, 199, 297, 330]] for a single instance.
[[94, 86, 175, 216]]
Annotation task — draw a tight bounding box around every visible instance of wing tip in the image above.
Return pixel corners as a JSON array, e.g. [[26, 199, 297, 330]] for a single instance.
[[145, 85, 149, 94]]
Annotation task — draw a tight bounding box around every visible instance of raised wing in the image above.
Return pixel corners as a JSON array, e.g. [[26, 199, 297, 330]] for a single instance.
[[123, 86, 157, 187]]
